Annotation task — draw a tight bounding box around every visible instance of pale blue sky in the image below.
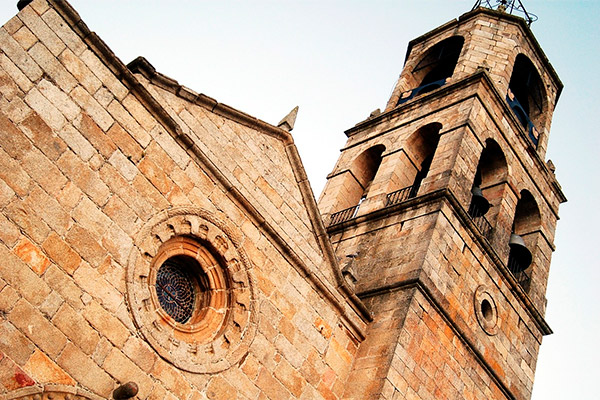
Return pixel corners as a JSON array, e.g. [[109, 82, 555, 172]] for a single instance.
[[1, 1, 598, 399]]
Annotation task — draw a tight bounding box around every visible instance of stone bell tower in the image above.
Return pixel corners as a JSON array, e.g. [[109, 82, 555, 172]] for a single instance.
[[318, 2, 565, 399]]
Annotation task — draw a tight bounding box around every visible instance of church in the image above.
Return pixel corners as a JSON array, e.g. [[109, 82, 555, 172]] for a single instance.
[[0, 0, 565, 399]]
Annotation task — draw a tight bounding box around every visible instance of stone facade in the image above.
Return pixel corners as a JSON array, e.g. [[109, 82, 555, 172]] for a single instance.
[[0, 1, 564, 400]]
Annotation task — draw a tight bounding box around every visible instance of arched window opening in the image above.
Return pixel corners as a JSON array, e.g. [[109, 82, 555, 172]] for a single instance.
[[468, 140, 508, 222], [407, 124, 441, 197], [386, 123, 442, 207], [507, 54, 546, 148], [329, 145, 385, 225], [468, 140, 508, 240], [398, 36, 464, 105], [353, 145, 385, 202], [508, 190, 541, 291]]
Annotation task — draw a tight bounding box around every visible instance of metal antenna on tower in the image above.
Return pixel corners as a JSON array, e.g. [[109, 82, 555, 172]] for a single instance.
[[472, 0, 538, 26]]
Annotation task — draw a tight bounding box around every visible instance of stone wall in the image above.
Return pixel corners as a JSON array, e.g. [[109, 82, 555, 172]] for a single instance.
[[0, 1, 368, 398]]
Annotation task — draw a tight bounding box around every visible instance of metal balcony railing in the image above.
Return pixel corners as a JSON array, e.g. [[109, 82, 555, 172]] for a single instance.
[[386, 185, 418, 207], [472, 214, 493, 240], [468, 202, 493, 240], [506, 93, 539, 148], [328, 205, 360, 226], [508, 254, 532, 290], [397, 79, 447, 106]]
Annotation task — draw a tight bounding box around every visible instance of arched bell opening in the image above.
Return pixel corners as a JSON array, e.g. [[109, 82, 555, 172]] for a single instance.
[[507, 54, 547, 148], [468, 140, 508, 234], [397, 36, 464, 105], [352, 145, 385, 204], [507, 190, 541, 291], [328, 145, 385, 225], [407, 123, 442, 197], [385, 123, 442, 207]]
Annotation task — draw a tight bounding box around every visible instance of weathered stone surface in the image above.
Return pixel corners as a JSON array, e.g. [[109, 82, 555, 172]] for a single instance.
[[0, 3, 563, 400]]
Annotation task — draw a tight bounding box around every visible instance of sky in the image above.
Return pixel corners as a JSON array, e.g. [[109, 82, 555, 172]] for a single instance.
[[1, 0, 599, 399]]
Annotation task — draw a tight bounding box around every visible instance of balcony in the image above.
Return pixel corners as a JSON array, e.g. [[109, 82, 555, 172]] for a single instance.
[[386, 185, 419, 206], [397, 79, 447, 105], [328, 204, 360, 226]]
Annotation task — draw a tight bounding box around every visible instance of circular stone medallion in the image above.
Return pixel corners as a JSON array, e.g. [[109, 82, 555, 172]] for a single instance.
[[127, 207, 256, 373], [474, 285, 499, 336]]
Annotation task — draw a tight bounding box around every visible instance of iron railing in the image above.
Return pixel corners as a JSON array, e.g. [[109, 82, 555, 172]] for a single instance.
[[386, 185, 418, 207], [506, 93, 539, 148], [507, 254, 532, 290], [472, 0, 538, 26], [472, 214, 493, 240], [397, 79, 447, 106], [328, 205, 360, 226], [468, 202, 493, 240]]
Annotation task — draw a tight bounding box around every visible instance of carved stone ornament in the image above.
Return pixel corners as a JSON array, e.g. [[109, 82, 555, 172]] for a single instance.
[[473, 285, 499, 336], [126, 207, 257, 373], [2, 384, 102, 400]]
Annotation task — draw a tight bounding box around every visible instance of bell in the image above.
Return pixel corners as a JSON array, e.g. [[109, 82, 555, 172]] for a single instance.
[[469, 186, 490, 217], [508, 233, 532, 272]]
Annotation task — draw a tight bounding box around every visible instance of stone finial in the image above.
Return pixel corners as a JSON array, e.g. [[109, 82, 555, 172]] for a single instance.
[[277, 106, 299, 132], [546, 159, 556, 174], [369, 109, 381, 118]]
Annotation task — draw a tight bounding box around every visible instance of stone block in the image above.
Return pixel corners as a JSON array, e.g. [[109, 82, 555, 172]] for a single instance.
[[23, 349, 75, 386], [9, 298, 67, 358], [23, 186, 72, 236], [41, 8, 87, 56], [0, 355, 35, 391], [75, 112, 116, 159], [0, 148, 32, 198], [70, 85, 114, 132], [57, 150, 110, 206], [56, 342, 114, 397], [82, 300, 129, 348], [59, 48, 102, 94], [108, 150, 137, 182], [0, 212, 20, 248], [52, 302, 100, 355], [20, 112, 68, 161], [102, 348, 154, 399], [20, 147, 68, 196], [122, 337, 158, 374], [80, 49, 129, 101], [73, 262, 122, 312], [72, 196, 112, 239], [13, 236, 51, 275], [0, 27, 42, 82], [106, 122, 144, 162], [0, 320, 35, 365], [28, 41, 77, 92], [19, 5, 65, 56], [0, 242, 51, 305]]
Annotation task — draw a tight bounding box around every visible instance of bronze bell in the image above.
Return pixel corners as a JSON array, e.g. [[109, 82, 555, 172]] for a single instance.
[[508, 233, 532, 272], [469, 186, 490, 217]]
